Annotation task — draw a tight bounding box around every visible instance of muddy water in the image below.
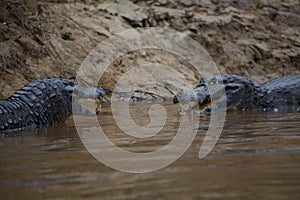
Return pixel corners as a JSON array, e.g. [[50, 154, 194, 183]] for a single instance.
[[1, 102, 300, 199]]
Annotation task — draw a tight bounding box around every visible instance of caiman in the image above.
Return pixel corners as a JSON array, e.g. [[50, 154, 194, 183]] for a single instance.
[[0, 77, 105, 132], [173, 74, 300, 112]]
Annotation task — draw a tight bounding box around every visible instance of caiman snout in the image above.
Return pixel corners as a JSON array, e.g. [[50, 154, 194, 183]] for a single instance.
[[172, 91, 200, 104]]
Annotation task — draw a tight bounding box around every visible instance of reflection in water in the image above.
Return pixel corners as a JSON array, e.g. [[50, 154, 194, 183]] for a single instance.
[[0, 102, 300, 199]]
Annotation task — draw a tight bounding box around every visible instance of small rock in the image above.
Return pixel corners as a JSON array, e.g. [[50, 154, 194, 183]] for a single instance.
[[157, 0, 168, 6], [140, 50, 147, 57], [254, 42, 269, 53]]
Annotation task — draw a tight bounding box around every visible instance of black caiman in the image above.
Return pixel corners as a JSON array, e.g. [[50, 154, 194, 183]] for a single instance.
[[0, 77, 105, 132], [173, 74, 300, 112]]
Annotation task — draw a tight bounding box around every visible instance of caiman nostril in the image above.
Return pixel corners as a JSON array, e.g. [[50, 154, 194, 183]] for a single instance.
[[173, 95, 179, 104]]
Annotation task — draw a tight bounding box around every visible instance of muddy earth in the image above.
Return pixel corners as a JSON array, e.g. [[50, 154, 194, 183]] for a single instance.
[[0, 0, 299, 98]]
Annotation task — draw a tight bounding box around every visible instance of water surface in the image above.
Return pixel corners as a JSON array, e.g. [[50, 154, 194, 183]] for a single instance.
[[1, 102, 300, 199]]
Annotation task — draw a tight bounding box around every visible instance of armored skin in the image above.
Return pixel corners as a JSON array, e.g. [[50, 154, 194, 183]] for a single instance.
[[173, 74, 300, 112], [0, 77, 105, 132]]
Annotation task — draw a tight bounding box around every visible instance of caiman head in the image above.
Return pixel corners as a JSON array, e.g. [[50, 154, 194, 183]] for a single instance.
[[62, 77, 106, 115], [173, 74, 261, 112]]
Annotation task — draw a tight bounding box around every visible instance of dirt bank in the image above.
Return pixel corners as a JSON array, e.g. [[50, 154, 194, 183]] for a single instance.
[[0, 0, 299, 98]]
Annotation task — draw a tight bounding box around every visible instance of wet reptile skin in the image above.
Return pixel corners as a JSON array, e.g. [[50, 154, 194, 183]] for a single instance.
[[173, 74, 300, 112], [0, 77, 105, 132]]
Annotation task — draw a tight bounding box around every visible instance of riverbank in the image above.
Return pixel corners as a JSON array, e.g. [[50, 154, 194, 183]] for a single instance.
[[0, 0, 299, 98]]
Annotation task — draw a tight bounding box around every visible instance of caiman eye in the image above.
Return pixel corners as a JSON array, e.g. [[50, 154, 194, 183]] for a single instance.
[[209, 80, 216, 85], [208, 78, 221, 85], [64, 85, 74, 94]]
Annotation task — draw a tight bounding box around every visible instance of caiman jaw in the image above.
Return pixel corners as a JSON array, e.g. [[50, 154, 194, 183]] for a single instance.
[[198, 97, 212, 111], [173, 89, 213, 112]]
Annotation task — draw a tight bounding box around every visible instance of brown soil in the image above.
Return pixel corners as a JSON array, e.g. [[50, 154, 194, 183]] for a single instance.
[[0, 0, 299, 98]]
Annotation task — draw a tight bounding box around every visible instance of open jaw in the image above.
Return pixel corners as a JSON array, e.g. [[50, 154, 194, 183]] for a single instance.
[[173, 90, 213, 112], [198, 97, 212, 111]]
